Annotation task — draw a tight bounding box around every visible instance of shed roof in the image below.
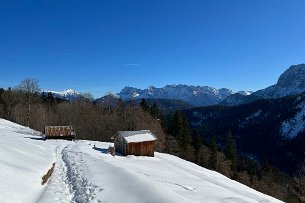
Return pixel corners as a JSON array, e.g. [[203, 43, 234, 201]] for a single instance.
[[117, 130, 157, 143]]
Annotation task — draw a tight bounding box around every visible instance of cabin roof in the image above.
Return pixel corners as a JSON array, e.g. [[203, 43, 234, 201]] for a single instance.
[[117, 130, 157, 143]]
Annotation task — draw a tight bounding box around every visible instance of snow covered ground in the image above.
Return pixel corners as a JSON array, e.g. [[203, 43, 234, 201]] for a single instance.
[[0, 118, 282, 203]]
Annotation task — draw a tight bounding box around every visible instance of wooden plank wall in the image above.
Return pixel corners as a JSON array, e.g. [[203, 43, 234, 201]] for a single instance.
[[45, 126, 73, 136], [45, 126, 75, 140], [128, 141, 155, 157]]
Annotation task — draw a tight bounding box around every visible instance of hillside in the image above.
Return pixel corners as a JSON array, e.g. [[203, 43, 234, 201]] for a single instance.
[[0, 119, 281, 203], [184, 93, 305, 174]]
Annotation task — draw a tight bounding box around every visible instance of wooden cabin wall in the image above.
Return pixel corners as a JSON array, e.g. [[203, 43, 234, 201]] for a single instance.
[[128, 141, 155, 157]]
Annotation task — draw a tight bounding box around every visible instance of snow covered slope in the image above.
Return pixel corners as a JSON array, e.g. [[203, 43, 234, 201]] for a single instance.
[[0, 119, 68, 203], [0, 119, 282, 203]]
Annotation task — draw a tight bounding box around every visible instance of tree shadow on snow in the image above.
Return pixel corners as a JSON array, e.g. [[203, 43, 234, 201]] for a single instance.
[[92, 146, 109, 154], [24, 136, 45, 141], [92, 145, 122, 156]]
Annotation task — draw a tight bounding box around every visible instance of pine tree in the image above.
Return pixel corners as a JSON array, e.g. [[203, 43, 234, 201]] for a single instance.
[[150, 102, 160, 119], [192, 130, 202, 163], [224, 131, 238, 180], [209, 136, 218, 170], [140, 98, 149, 112], [164, 112, 174, 135], [0, 88, 4, 117], [173, 110, 191, 150], [262, 157, 271, 173]]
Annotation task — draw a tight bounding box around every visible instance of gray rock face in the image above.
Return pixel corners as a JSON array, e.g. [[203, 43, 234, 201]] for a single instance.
[[222, 64, 305, 106]]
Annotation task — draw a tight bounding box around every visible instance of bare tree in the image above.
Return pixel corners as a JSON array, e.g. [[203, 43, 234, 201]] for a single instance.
[[16, 78, 40, 127], [2, 87, 21, 120], [291, 164, 305, 202]]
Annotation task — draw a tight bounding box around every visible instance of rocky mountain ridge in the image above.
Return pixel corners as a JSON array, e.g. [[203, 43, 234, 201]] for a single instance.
[[222, 64, 305, 105], [116, 84, 248, 106]]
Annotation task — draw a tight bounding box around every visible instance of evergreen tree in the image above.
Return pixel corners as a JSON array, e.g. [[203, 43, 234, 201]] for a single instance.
[[0, 88, 4, 117], [225, 131, 238, 180], [164, 111, 174, 135], [173, 110, 191, 151], [262, 157, 271, 173], [150, 102, 160, 119], [140, 98, 149, 112], [209, 136, 218, 170], [192, 130, 202, 163]]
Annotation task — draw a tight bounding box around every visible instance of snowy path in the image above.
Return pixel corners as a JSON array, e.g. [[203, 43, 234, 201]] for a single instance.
[[36, 145, 74, 203], [38, 144, 102, 203]]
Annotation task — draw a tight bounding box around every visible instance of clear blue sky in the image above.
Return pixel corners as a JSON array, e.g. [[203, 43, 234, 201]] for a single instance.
[[1, 0, 304, 98]]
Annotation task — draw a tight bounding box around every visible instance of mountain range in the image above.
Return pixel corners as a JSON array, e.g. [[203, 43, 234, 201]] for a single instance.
[[98, 63, 305, 107], [41, 89, 94, 101], [174, 64, 305, 174], [42, 89, 81, 101], [115, 85, 253, 106], [46, 63, 305, 108]]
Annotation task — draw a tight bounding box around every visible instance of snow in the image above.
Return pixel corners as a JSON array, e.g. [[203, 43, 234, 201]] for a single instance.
[[239, 110, 263, 129], [0, 118, 282, 203], [41, 89, 83, 101], [118, 131, 157, 143], [124, 133, 156, 143], [280, 102, 305, 138], [0, 119, 67, 203], [132, 92, 140, 97], [44, 89, 77, 96], [237, 91, 253, 96]]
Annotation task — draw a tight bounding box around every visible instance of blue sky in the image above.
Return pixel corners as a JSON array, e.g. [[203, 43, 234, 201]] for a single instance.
[[0, 0, 304, 98]]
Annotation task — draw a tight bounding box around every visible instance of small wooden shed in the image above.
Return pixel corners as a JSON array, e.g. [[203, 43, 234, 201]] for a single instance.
[[111, 130, 157, 157], [44, 126, 76, 140]]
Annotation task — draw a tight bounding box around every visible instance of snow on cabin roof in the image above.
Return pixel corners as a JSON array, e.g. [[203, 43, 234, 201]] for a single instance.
[[118, 130, 157, 143]]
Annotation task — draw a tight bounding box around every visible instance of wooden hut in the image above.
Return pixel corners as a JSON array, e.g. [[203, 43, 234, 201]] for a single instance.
[[111, 130, 157, 157], [44, 126, 76, 140]]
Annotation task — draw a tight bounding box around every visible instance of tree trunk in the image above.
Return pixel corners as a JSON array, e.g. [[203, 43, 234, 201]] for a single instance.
[[27, 95, 31, 127]]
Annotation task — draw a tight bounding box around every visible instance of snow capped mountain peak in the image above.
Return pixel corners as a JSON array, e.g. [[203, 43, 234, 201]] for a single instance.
[[222, 63, 305, 106], [43, 88, 77, 95], [42, 89, 84, 101], [255, 64, 305, 99], [237, 90, 253, 96], [62, 89, 76, 95], [108, 92, 120, 98], [116, 84, 239, 106]]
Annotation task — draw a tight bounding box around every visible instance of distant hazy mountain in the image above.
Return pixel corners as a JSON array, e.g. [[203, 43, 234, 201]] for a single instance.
[[42, 89, 85, 101], [222, 64, 305, 106], [116, 84, 240, 106], [95, 93, 120, 106]]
